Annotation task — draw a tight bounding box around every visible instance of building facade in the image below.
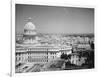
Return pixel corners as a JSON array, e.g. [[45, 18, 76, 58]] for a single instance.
[[16, 17, 72, 64]]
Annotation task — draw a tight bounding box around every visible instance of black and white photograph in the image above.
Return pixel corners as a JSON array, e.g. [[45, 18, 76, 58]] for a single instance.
[[15, 4, 94, 73]]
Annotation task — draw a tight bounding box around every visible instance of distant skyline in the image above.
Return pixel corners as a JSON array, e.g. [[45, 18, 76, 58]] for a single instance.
[[16, 4, 94, 34]]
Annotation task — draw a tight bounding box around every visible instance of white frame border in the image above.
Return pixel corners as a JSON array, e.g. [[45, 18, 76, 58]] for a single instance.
[[11, 0, 96, 77]]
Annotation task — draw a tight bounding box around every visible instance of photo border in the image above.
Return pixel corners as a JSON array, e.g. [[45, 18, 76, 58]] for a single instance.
[[11, 0, 96, 77]]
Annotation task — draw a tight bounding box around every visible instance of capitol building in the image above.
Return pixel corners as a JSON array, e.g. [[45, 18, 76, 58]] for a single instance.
[[16, 17, 72, 65]]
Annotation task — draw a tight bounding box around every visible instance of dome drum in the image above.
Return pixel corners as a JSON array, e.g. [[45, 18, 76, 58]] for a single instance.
[[24, 29, 37, 35]]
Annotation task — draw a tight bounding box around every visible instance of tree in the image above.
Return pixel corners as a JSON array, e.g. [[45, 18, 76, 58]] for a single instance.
[[60, 53, 68, 60], [89, 41, 94, 50], [90, 42, 94, 49]]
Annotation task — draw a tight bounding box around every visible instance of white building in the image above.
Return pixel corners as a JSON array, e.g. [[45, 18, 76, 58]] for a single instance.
[[70, 53, 86, 66], [16, 17, 72, 64]]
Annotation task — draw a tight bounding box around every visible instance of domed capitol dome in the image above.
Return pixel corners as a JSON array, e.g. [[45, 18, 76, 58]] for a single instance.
[[24, 17, 37, 35], [24, 17, 36, 30]]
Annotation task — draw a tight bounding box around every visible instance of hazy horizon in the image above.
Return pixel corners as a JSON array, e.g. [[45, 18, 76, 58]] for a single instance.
[[16, 4, 94, 34]]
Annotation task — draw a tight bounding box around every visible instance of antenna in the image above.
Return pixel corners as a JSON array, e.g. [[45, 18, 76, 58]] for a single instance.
[[28, 17, 32, 22]]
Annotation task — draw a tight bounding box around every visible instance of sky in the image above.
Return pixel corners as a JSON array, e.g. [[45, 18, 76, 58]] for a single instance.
[[16, 4, 94, 34]]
